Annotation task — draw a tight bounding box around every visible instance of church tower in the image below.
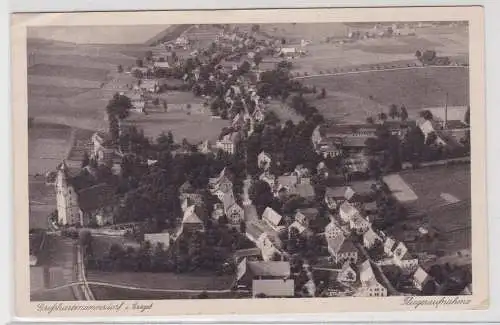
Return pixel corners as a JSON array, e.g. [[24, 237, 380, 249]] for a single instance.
[[55, 161, 81, 225]]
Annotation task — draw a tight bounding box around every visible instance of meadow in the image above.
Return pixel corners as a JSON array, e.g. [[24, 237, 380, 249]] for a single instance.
[[302, 66, 469, 123]]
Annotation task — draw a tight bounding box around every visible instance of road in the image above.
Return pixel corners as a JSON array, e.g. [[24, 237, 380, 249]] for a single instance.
[[291, 65, 468, 80]]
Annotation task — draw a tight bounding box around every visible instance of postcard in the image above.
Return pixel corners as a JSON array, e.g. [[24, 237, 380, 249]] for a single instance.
[[11, 6, 487, 318]]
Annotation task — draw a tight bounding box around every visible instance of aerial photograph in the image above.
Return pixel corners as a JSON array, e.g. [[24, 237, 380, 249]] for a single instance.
[[28, 22, 471, 301]]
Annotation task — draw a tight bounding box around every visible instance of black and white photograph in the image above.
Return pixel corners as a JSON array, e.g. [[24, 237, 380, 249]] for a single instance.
[[11, 7, 487, 316]]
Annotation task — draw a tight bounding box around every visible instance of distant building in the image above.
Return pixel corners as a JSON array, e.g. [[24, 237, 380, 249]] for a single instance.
[[252, 279, 295, 298], [222, 192, 245, 225], [339, 201, 361, 223], [209, 167, 233, 198], [91, 132, 115, 166], [153, 61, 171, 69], [349, 214, 371, 235]]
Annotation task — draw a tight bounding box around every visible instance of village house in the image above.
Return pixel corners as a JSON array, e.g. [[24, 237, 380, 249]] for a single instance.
[[257, 151, 272, 170], [91, 132, 115, 166], [180, 205, 205, 233], [358, 260, 388, 297], [144, 232, 171, 250], [337, 261, 357, 284], [339, 201, 361, 223], [222, 192, 245, 225], [128, 92, 146, 113], [288, 220, 310, 237], [153, 61, 171, 69], [215, 132, 240, 155], [245, 222, 282, 261], [411, 266, 436, 293], [197, 140, 213, 154], [233, 248, 262, 264], [294, 207, 319, 228], [259, 171, 276, 190], [383, 236, 398, 257], [235, 258, 293, 297], [278, 47, 298, 58], [275, 174, 315, 200], [140, 79, 160, 93], [349, 214, 371, 235], [327, 233, 358, 265], [55, 161, 117, 226], [324, 220, 343, 239], [262, 207, 285, 232], [392, 242, 419, 275], [209, 167, 233, 200]]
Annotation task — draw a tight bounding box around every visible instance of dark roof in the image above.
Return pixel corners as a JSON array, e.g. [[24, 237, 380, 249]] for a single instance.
[[77, 183, 117, 213]]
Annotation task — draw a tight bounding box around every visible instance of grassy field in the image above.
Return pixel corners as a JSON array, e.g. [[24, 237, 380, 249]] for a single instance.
[[302, 67, 469, 123], [90, 285, 248, 300], [384, 164, 471, 256]]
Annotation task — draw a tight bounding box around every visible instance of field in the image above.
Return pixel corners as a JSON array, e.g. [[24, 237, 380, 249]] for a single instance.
[[302, 67, 469, 123], [383, 164, 471, 256], [87, 271, 234, 291], [90, 285, 248, 300]]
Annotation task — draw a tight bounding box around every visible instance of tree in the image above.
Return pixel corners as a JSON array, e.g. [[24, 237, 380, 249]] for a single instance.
[[366, 116, 375, 124], [415, 50, 422, 60], [145, 50, 153, 61], [136, 59, 143, 67], [81, 151, 90, 168], [153, 97, 160, 106], [251, 24, 260, 32], [162, 100, 168, 112], [389, 104, 399, 119], [117, 65, 123, 73], [400, 105, 408, 121], [239, 221, 247, 234], [378, 112, 388, 122], [320, 88, 326, 99], [420, 110, 433, 121], [108, 114, 120, 142]]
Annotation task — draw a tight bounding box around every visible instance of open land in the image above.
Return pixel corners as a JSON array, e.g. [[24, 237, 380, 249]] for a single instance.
[[302, 67, 469, 123], [384, 164, 471, 257]]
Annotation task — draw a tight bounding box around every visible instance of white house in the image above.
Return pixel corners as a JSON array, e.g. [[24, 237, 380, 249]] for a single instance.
[[412, 266, 432, 292], [349, 214, 371, 234], [262, 207, 285, 232]]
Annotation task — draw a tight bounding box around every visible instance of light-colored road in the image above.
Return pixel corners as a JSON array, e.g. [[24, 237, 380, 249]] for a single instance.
[[292, 65, 468, 80]]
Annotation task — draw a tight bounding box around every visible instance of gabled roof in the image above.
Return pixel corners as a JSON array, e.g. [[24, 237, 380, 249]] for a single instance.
[[384, 237, 398, 252], [289, 221, 307, 234], [325, 186, 349, 198], [327, 233, 356, 254], [252, 279, 294, 297], [77, 183, 117, 213], [339, 201, 359, 216], [246, 222, 265, 240], [258, 151, 272, 160], [246, 260, 291, 278], [413, 267, 430, 285], [233, 248, 262, 261], [262, 207, 283, 227], [179, 180, 195, 193], [325, 220, 342, 234]]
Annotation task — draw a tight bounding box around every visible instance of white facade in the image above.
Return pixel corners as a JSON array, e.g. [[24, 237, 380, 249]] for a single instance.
[[55, 164, 81, 225]]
